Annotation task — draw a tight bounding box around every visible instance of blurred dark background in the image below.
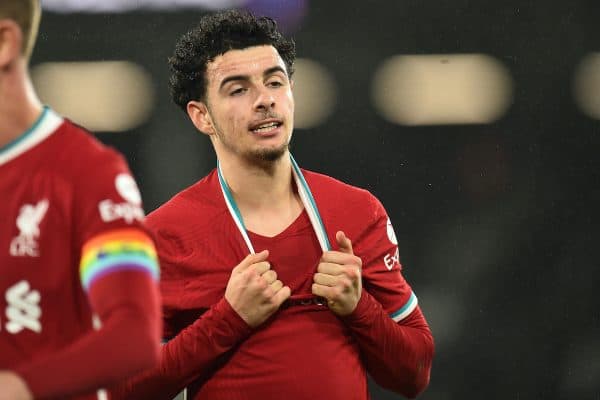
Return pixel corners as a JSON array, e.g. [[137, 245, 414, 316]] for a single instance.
[[34, 0, 599, 398]]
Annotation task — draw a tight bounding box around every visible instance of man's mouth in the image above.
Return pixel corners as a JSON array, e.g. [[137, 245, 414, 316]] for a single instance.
[[250, 120, 282, 134]]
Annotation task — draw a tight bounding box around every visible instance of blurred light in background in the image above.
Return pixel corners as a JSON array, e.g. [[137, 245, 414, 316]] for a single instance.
[[371, 54, 513, 126], [573, 52, 600, 120], [243, 0, 307, 33], [42, 0, 246, 13], [41, 0, 309, 32], [32, 61, 155, 132], [292, 58, 337, 129]]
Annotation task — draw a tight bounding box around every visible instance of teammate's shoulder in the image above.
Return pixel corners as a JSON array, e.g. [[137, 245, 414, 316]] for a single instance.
[[57, 118, 124, 165]]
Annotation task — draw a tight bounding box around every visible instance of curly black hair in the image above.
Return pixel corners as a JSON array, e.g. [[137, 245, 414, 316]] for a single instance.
[[168, 9, 296, 110]]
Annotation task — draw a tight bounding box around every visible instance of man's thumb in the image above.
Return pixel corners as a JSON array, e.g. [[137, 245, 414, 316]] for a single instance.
[[336, 231, 353, 254]]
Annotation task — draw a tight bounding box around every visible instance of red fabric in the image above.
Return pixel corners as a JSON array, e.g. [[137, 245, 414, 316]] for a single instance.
[[114, 168, 433, 399], [343, 292, 434, 398], [15, 271, 161, 399], [1, 112, 161, 399], [111, 297, 251, 400]]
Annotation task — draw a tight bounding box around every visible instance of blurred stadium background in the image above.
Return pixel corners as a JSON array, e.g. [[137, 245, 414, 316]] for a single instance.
[[34, 0, 599, 399]]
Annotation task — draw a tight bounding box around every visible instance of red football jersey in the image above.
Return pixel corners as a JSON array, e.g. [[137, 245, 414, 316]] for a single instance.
[[0, 108, 160, 399], [146, 168, 421, 399]]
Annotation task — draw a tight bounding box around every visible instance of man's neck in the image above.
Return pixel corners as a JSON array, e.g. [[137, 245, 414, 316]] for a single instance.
[[0, 60, 43, 148], [218, 150, 304, 237]]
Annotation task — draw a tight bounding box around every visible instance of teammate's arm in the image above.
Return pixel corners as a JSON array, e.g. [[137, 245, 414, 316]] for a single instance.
[[11, 228, 162, 399]]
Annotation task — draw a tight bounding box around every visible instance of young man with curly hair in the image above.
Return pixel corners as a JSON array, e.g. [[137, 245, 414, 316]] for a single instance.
[[115, 9, 433, 400], [0, 1, 162, 399]]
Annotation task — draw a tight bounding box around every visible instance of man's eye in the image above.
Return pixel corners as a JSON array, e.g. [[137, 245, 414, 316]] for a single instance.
[[230, 88, 246, 96], [268, 81, 283, 87]]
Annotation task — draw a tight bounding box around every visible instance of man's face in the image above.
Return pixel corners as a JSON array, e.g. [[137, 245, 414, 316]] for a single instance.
[[203, 45, 294, 163]]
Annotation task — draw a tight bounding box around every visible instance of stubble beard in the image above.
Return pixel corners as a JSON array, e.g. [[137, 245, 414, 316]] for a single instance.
[[212, 114, 290, 166], [249, 141, 289, 162]]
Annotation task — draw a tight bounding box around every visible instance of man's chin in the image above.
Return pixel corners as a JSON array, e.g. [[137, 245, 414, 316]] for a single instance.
[[249, 145, 288, 163]]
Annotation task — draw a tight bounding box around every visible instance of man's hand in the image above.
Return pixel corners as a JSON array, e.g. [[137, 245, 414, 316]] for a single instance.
[[225, 250, 291, 328], [312, 231, 363, 316], [0, 371, 33, 400]]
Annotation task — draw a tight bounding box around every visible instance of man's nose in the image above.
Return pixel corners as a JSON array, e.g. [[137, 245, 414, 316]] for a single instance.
[[254, 87, 275, 111]]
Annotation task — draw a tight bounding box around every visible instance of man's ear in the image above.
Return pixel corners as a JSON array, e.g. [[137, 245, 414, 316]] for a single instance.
[[0, 19, 22, 68], [187, 100, 216, 136]]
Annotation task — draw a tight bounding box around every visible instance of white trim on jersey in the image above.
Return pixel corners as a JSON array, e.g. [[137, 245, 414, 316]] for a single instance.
[[390, 291, 418, 322], [217, 154, 332, 254], [0, 107, 63, 166]]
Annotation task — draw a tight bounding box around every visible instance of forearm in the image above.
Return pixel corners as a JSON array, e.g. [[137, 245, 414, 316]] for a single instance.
[[112, 297, 252, 400], [14, 276, 161, 399], [342, 291, 434, 398]]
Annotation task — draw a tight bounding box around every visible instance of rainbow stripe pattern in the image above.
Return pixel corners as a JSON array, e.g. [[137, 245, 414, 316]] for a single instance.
[[80, 228, 159, 291]]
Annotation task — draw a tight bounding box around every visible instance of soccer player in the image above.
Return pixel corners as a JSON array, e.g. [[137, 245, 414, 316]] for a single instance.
[[0, 1, 162, 399], [114, 9, 433, 400]]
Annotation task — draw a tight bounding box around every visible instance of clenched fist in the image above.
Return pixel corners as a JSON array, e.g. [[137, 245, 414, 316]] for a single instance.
[[225, 250, 291, 328], [312, 231, 363, 316]]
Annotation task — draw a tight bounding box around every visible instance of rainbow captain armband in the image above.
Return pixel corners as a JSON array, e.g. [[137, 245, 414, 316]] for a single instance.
[[79, 228, 159, 291]]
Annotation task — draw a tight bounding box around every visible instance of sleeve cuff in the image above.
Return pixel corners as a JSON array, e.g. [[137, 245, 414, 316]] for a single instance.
[[341, 290, 419, 327], [340, 290, 382, 327], [212, 297, 253, 341], [390, 291, 418, 322]]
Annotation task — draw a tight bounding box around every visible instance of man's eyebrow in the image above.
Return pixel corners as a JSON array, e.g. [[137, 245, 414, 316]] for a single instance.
[[219, 66, 287, 90], [264, 66, 287, 77], [219, 74, 249, 90]]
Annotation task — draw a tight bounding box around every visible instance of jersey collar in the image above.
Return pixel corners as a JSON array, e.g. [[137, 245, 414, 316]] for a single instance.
[[217, 154, 331, 253], [0, 106, 63, 166]]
